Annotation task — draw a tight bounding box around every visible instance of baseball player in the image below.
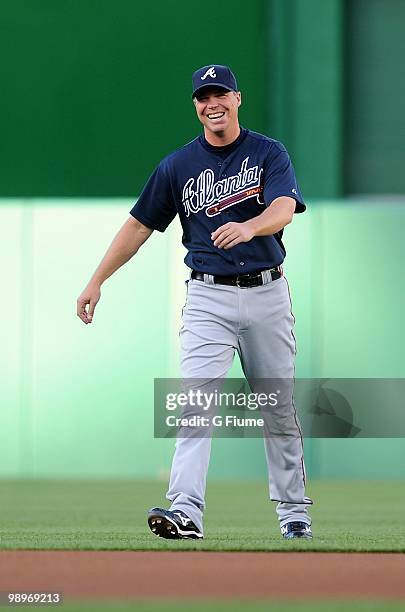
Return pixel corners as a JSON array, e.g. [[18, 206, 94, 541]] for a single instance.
[[77, 64, 313, 540]]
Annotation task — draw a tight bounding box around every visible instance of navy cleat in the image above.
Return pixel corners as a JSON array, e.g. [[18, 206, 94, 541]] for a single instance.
[[147, 507, 203, 540], [281, 521, 313, 539]]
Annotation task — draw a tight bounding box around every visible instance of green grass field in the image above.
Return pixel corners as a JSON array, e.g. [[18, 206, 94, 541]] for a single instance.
[[0, 479, 404, 551]]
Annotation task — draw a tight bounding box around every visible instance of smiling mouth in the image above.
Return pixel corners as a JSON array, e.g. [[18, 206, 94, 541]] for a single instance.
[[207, 112, 225, 120]]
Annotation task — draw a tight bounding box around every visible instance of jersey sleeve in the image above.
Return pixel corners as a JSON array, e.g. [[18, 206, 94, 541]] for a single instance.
[[129, 160, 177, 232], [263, 142, 306, 213]]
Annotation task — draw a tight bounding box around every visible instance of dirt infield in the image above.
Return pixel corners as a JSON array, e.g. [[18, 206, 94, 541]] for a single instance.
[[1, 551, 405, 600]]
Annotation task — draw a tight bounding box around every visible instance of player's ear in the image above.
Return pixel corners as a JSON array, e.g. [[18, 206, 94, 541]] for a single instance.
[[235, 91, 242, 107]]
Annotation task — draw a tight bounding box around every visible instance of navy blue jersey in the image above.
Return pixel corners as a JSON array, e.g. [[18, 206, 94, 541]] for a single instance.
[[130, 128, 305, 275]]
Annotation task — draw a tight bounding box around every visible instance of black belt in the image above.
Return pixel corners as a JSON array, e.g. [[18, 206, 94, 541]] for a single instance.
[[191, 267, 282, 288]]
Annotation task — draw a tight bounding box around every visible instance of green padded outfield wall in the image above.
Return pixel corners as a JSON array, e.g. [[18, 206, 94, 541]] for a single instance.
[[0, 0, 267, 197], [0, 0, 345, 200], [2, 1, 403, 199], [345, 0, 405, 194], [266, 0, 344, 198], [1, 199, 405, 479]]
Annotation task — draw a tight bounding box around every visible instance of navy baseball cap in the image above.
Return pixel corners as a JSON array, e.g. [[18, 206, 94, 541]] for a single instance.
[[192, 64, 238, 99]]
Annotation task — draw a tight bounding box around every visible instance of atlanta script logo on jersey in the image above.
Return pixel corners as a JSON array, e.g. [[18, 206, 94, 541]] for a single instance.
[[182, 156, 264, 217]]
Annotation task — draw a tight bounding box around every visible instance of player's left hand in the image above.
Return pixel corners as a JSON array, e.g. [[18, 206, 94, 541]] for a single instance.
[[211, 221, 254, 250]]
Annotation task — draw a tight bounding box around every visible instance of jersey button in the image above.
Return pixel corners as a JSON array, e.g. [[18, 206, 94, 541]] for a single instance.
[[239, 261, 245, 266]]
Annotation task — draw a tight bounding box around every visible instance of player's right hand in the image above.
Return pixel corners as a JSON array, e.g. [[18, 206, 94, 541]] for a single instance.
[[76, 283, 101, 324]]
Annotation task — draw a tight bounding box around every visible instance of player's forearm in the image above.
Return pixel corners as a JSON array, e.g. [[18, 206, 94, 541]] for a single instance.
[[245, 197, 296, 237], [89, 216, 153, 287]]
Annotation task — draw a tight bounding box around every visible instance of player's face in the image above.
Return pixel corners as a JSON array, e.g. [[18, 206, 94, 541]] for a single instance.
[[193, 87, 241, 137]]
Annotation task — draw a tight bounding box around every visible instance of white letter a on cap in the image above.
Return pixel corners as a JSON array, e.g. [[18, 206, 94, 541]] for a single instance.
[[201, 67, 216, 80]]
